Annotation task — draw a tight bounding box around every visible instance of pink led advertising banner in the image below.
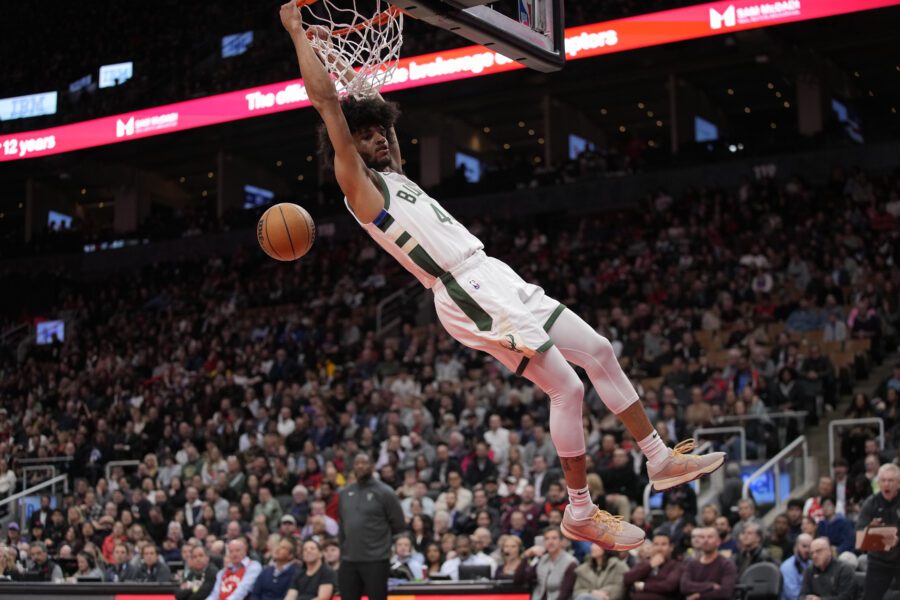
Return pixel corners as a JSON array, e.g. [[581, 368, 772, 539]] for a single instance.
[[1, 0, 896, 162]]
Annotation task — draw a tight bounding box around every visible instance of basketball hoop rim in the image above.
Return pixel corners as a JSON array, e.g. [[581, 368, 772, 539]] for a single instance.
[[296, 0, 408, 38]]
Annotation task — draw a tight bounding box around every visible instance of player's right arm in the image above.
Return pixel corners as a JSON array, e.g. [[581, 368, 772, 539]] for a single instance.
[[280, 2, 384, 223]]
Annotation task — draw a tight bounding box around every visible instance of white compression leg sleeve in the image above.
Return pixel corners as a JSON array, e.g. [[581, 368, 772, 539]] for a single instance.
[[550, 308, 640, 415], [519, 345, 587, 457]]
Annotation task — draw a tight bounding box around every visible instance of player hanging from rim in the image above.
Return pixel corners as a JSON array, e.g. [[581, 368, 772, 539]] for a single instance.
[[279, 1, 725, 550]]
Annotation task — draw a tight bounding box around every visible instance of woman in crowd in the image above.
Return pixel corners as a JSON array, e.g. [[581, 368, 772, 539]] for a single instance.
[[573, 544, 629, 600], [423, 543, 444, 578], [68, 551, 105, 582], [410, 515, 433, 554], [494, 535, 524, 580]]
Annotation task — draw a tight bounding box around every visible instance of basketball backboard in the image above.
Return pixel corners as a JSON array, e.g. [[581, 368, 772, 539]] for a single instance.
[[390, 0, 565, 72]]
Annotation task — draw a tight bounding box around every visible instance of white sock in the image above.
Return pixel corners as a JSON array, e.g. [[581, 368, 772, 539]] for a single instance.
[[567, 486, 595, 520], [638, 430, 670, 468]]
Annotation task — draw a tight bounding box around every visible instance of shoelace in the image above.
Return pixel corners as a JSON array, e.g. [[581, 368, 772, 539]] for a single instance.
[[672, 439, 701, 461], [591, 509, 624, 533]]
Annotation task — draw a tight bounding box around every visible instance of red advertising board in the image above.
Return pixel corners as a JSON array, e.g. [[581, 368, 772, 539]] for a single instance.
[[1, 0, 896, 162]]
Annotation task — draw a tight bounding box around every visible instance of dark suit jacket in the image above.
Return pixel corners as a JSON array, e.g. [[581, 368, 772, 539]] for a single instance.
[[535, 469, 564, 497]]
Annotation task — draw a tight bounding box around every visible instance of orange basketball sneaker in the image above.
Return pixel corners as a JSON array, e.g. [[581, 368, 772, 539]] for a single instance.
[[648, 439, 727, 492], [560, 506, 646, 551]]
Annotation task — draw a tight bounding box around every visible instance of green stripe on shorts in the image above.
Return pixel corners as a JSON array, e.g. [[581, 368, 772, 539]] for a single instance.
[[441, 274, 493, 332], [395, 231, 412, 247]]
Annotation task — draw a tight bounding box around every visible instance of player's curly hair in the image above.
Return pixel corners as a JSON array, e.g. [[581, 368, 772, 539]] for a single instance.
[[317, 96, 401, 170]]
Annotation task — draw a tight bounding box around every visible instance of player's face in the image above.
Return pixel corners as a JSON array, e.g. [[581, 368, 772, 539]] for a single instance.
[[354, 125, 391, 170]]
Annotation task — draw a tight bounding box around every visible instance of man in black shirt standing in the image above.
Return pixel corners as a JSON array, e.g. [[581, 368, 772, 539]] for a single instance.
[[856, 463, 900, 600], [338, 453, 405, 600]]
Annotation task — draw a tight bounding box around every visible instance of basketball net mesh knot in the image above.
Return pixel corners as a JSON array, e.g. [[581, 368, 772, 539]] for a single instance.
[[299, 0, 403, 99]]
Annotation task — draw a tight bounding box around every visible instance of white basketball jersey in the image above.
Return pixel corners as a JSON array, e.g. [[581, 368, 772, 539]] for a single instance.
[[345, 170, 484, 287]]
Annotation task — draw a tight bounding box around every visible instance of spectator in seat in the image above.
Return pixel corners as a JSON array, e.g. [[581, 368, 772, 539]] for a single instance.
[[177, 545, 219, 600], [542, 482, 569, 520], [106, 542, 134, 582], [765, 514, 793, 562], [600, 448, 641, 505], [250, 536, 300, 600], [439, 534, 491, 581], [429, 444, 461, 492], [624, 532, 683, 600], [128, 543, 172, 582], [515, 527, 578, 600], [680, 527, 736, 600], [799, 537, 855, 600], [657, 501, 688, 552], [785, 499, 805, 544], [732, 498, 763, 539], [804, 476, 837, 522], [573, 543, 628, 600], [734, 522, 774, 577], [714, 516, 738, 558], [779, 533, 812, 600], [816, 498, 854, 554], [285, 540, 336, 600], [465, 441, 497, 486], [206, 538, 262, 600], [435, 470, 473, 514], [390, 534, 424, 581], [494, 535, 524, 580]]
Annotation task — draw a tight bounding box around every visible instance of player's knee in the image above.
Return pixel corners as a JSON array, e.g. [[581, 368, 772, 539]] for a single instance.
[[558, 370, 585, 404], [594, 334, 616, 362]]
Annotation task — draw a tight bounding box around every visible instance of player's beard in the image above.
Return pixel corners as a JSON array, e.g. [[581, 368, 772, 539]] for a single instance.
[[365, 153, 392, 171]]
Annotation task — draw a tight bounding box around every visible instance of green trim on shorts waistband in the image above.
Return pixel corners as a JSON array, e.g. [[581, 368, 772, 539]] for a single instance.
[[543, 303, 566, 332]]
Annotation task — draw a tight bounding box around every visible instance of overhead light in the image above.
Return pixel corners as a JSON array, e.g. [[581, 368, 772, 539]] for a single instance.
[[656, 120, 663, 127], [81, 188, 87, 195], [744, 107, 752, 114], [868, 90, 875, 97], [727, 88, 734, 95], [767, 83, 774, 89], [648, 140, 656, 147], [483, 126, 491, 133], [537, 138, 545, 144], [297, 175, 304, 181], [503, 143, 511, 150], [275, 160, 283, 167], [647, 111, 654, 118], [179, 176, 185, 183], [533, 156, 541, 164], [517, 121, 525, 127], [728, 144, 737, 153], [306, 155, 314, 162], [854, 71, 860, 77], [401, 158, 407, 165], [411, 138, 418, 144], [527, 129, 535, 135], [202, 190, 208, 197], [738, 143, 744, 150], [618, 125, 626, 133], [18, 202, 23, 208], [637, 102, 645, 109], [775, 91, 782, 98], [99, 202, 105, 208], [892, 107, 897, 114], [600, 108, 608, 115], [783, 101, 791, 108], [207, 171, 214, 178], [770, 122, 777, 129]]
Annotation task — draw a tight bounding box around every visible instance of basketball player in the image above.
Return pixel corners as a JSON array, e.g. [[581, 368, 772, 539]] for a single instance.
[[279, 2, 725, 550]]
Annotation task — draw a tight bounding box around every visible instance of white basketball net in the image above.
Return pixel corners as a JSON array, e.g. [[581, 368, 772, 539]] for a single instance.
[[299, 0, 404, 99]]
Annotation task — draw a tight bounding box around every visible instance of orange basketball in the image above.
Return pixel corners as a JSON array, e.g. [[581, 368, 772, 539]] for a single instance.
[[257, 203, 316, 261]]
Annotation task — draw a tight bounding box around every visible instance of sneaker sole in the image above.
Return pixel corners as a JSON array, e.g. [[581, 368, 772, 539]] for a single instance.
[[559, 522, 645, 551], [650, 454, 727, 492]]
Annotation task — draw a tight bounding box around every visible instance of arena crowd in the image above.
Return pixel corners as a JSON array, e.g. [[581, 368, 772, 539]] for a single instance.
[[1, 162, 899, 600]]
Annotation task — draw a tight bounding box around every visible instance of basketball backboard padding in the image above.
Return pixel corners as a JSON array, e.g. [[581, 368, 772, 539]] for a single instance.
[[391, 0, 565, 72]]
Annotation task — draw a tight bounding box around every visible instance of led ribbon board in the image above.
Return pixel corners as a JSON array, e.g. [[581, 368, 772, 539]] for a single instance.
[[1, 0, 895, 162]]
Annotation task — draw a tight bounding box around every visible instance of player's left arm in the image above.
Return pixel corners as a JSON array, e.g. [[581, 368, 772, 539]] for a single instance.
[[308, 26, 403, 173]]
